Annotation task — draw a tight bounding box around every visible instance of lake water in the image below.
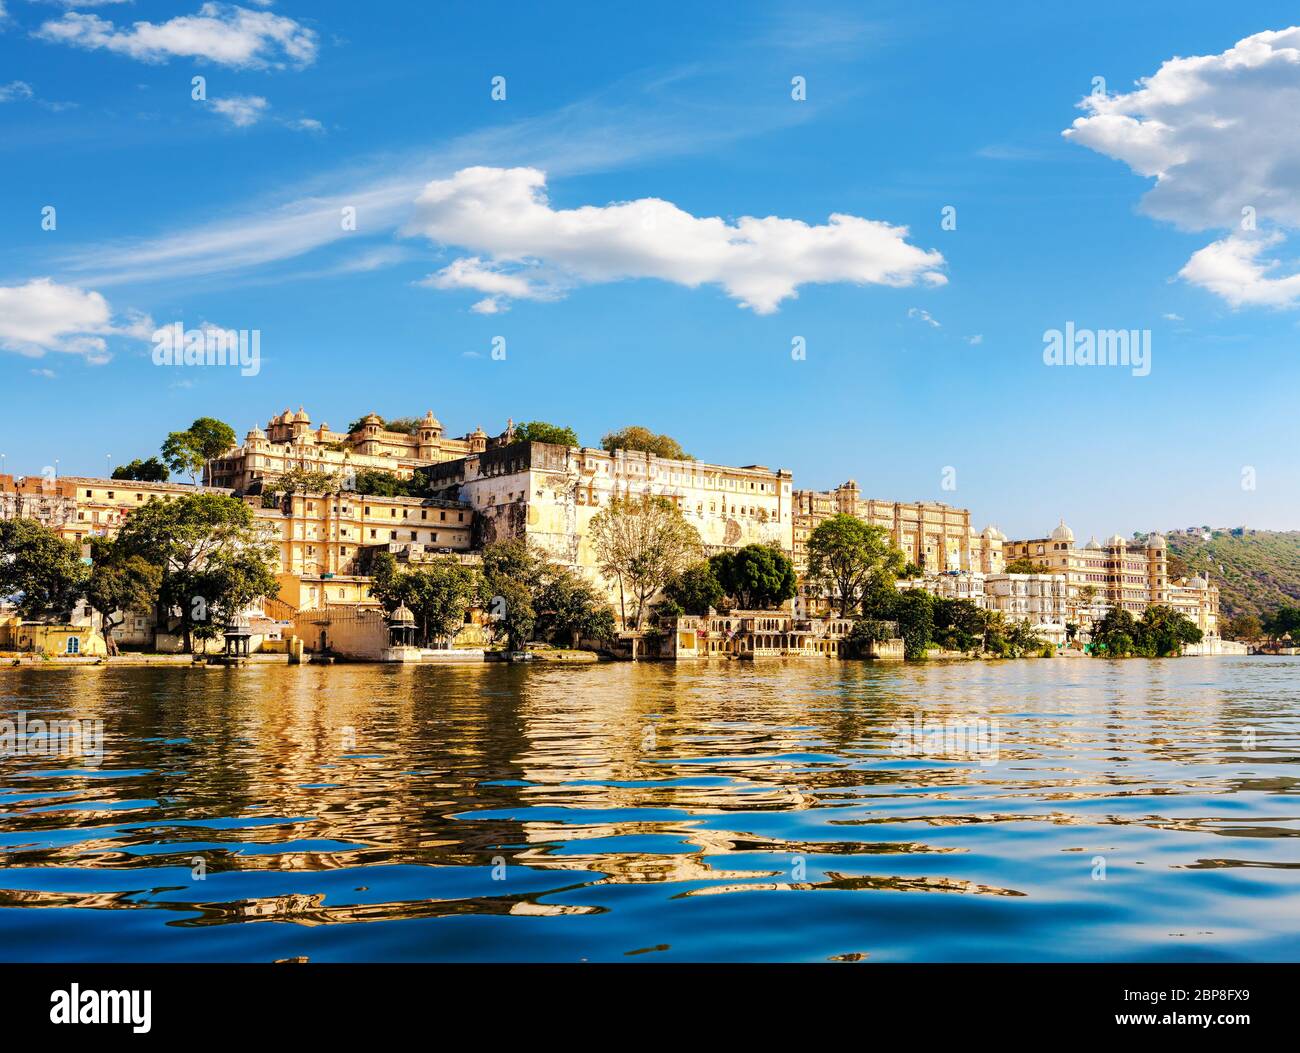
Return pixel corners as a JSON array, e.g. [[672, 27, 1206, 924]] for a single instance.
[[1, 657, 1297, 962]]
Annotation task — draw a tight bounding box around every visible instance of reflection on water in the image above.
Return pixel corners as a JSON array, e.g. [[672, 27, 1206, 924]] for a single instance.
[[1, 658, 1298, 961]]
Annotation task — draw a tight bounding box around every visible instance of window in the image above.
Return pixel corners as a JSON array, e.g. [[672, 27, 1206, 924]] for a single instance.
[[66, 637, 80, 655]]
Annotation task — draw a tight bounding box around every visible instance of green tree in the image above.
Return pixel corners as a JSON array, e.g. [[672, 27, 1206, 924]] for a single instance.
[[588, 495, 702, 629], [515, 421, 580, 447], [0, 518, 86, 620], [115, 492, 277, 653], [263, 466, 343, 503], [843, 618, 894, 658], [83, 537, 162, 656], [709, 544, 797, 610], [1262, 605, 1300, 642], [1005, 557, 1051, 574], [1222, 612, 1262, 642], [112, 457, 169, 482], [370, 551, 476, 646], [347, 469, 424, 498], [889, 590, 935, 659], [600, 426, 692, 461], [534, 568, 616, 645], [161, 417, 237, 484], [805, 515, 905, 617], [932, 597, 984, 652], [663, 561, 725, 616], [479, 538, 547, 651]]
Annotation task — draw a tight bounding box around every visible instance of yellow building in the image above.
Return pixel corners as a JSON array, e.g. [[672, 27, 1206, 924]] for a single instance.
[[793, 480, 1005, 576], [426, 441, 794, 589], [207, 408, 494, 491], [1004, 521, 1218, 636], [0, 614, 108, 657]]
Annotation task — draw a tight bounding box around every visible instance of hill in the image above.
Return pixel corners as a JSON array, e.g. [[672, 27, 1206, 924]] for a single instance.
[[1163, 528, 1300, 620]]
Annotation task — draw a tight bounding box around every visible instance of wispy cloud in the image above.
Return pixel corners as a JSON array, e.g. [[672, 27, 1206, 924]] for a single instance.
[[33, 2, 318, 70], [50, 80, 820, 289]]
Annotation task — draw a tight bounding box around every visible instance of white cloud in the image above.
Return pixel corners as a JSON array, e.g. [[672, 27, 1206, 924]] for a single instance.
[[406, 166, 945, 313], [0, 80, 33, 102], [34, 2, 317, 70], [211, 93, 267, 127], [1065, 26, 1300, 307], [30, 368, 57, 379], [1162, 312, 1183, 321], [0, 278, 149, 362], [908, 306, 940, 327], [286, 116, 322, 133], [967, 333, 983, 345], [1178, 232, 1300, 308]]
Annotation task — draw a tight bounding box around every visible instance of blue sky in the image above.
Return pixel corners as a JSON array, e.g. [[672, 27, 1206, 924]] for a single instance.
[[2, 0, 1299, 542]]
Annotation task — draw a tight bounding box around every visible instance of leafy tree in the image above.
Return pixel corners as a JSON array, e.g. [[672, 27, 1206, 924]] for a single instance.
[[843, 618, 894, 658], [588, 495, 702, 629], [663, 561, 725, 616], [83, 537, 162, 656], [1005, 557, 1051, 574], [383, 417, 422, 436], [899, 561, 923, 579], [115, 492, 277, 653], [515, 421, 580, 447], [709, 544, 797, 610], [479, 538, 548, 651], [1090, 605, 1201, 657], [263, 466, 343, 500], [1222, 613, 1262, 641], [348, 469, 425, 498], [161, 417, 236, 484], [889, 590, 935, 660], [0, 518, 86, 619], [932, 597, 984, 652], [534, 568, 615, 645], [112, 457, 169, 482], [370, 551, 476, 646], [600, 426, 692, 461], [806, 515, 904, 617], [1262, 605, 1300, 642]]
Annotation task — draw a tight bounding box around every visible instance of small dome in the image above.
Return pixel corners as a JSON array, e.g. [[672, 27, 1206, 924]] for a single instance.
[[1106, 533, 1127, 547], [470, 425, 488, 438], [293, 407, 310, 423], [388, 604, 415, 624], [1084, 536, 1102, 550], [360, 412, 383, 427], [246, 426, 266, 440], [1188, 575, 1207, 589], [1146, 532, 1166, 549], [422, 409, 442, 427], [1050, 518, 1074, 543]]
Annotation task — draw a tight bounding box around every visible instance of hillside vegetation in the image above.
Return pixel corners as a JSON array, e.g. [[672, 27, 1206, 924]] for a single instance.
[[1164, 528, 1300, 619]]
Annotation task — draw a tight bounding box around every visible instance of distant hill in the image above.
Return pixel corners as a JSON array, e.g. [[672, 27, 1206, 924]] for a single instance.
[[1163, 528, 1300, 619]]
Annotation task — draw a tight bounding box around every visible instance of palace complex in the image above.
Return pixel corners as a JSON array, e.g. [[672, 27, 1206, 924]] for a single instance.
[[0, 403, 1222, 649]]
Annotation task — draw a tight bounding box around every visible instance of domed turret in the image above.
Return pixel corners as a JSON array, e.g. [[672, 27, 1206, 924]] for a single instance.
[[1106, 533, 1127, 548], [293, 407, 310, 424], [1146, 532, 1166, 549], [1050, 518, 1074, 543], [1084, 536, 1102, 550]]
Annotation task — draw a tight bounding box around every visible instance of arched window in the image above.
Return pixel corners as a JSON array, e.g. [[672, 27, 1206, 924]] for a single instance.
[[66, 636, 80, 655]]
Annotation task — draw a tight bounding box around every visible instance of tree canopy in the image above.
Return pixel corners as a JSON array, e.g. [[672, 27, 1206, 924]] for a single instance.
[[112, 457, 170, 483], [662, 561, 725, 616], [515, 421, 580, 447], [588, 495, 702, 629], [709, 544, 797, 610], [1090, 605, 1202, 657], [806, 515, 905, 617], [600, 426, 692, 461], [0, 518, 86, 619], [161, 417, 236, 484], [369, 551, 476, 646]]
